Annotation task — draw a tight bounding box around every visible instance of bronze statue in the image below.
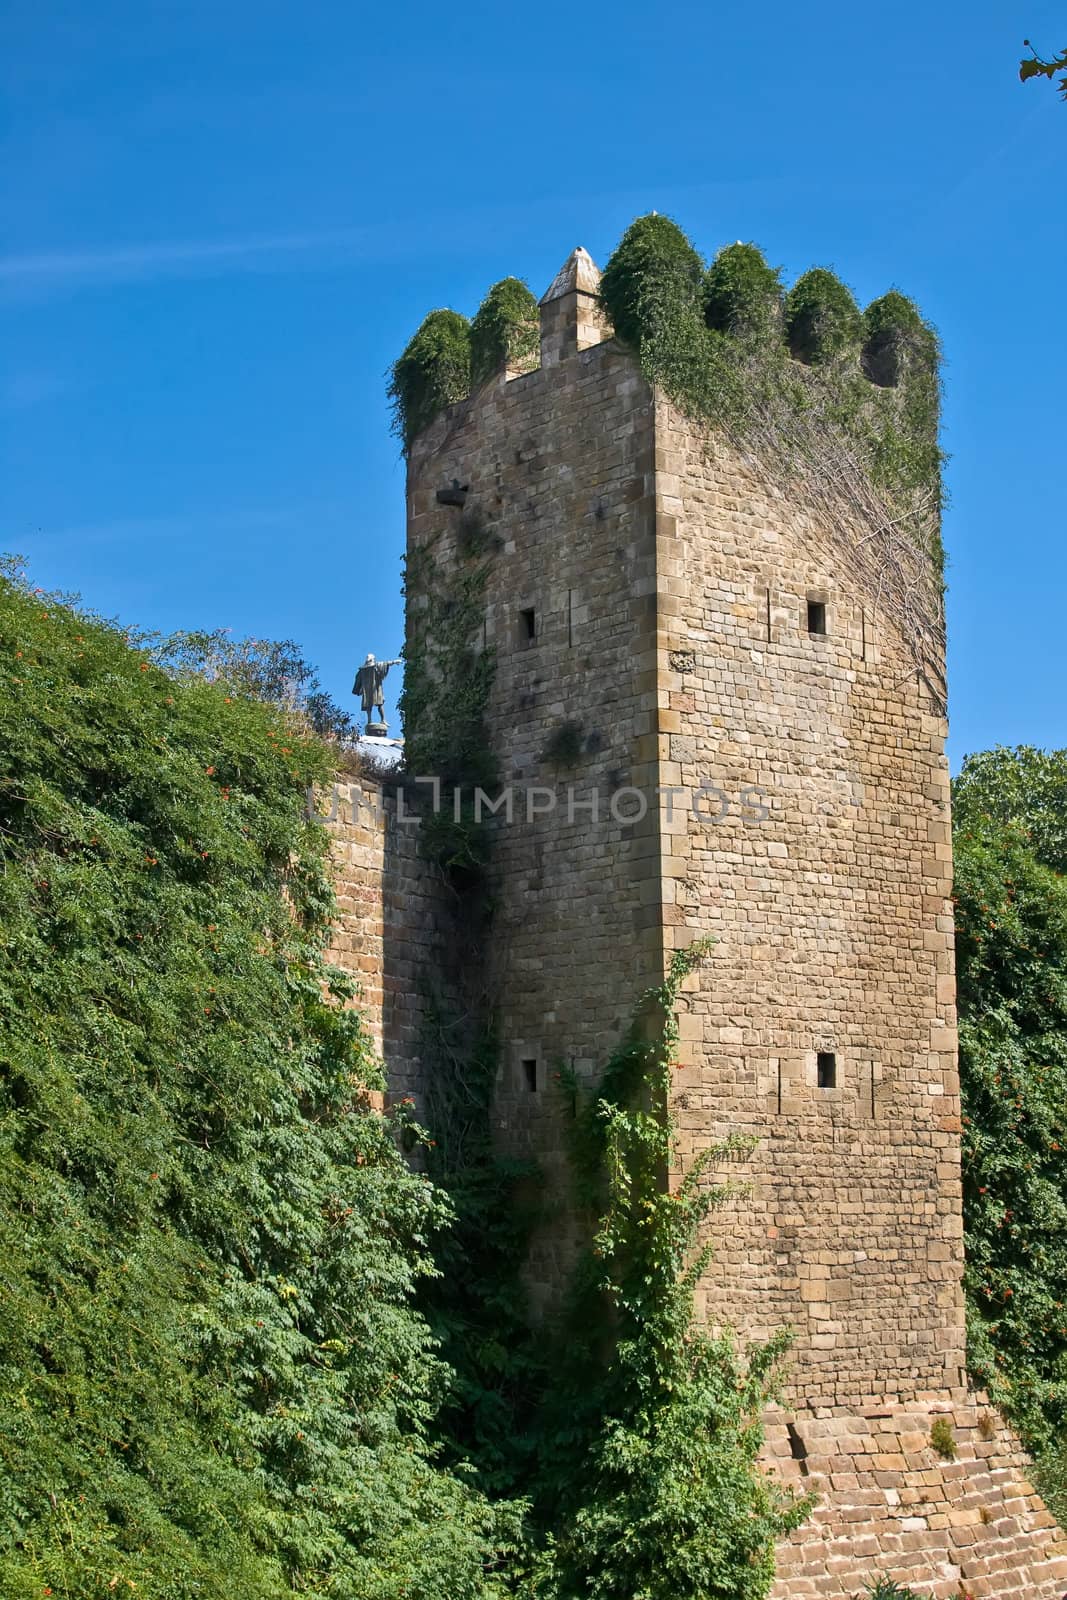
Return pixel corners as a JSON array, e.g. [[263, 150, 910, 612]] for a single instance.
[[353, 653, 400, 731]]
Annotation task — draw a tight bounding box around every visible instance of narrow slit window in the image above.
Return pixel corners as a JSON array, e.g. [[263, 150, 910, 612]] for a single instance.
[[806, 599, 827, 636], [817, 1051, 837, 1089], [519, 607, 536, 644], [786, 1423, 810, 1476], [522, 1058, 538, 1093]]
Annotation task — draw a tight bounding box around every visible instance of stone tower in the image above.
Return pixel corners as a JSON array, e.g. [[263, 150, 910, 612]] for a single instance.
[[345, 245, 1067, 1595]]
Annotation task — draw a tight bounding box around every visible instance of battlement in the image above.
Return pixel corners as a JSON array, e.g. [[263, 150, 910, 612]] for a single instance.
[[397, 226, 942, 594]]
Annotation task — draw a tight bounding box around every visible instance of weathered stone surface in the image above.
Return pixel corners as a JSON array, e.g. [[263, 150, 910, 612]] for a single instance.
[[763, 1400, 1067, 1597], [655, 393, 964, 1409], [323, 777, 453, 1106]]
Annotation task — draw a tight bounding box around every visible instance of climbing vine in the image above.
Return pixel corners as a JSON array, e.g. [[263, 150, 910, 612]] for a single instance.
[[784, 266, 864, 363], [399, 525, 497, 881], [704, 241, 783, 337], [526, 942, 810, 1598], [399, 507, 550, 1507], [419, 997, 547, 1499], [399, 506, 808, 1590]]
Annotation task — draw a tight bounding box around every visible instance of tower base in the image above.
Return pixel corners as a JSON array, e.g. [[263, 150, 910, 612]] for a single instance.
[[764, 1397, 1067, 1597]]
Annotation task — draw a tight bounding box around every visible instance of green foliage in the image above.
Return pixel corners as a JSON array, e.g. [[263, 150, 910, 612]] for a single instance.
[[527, 945, 810, 1599], [401, 549, 497, 797], [1034, 1441, 1067, 1532], [784, 268, 863, 365], [600, 217, 752, 449], [598, 213, 706, 351], [530, 1327, 803, 1600], [156, 626, 355, 741], [398, 522, 542, 1503], [1020, 38, 1067, 98], [704, 243, 783, 337], [954, 745, 1067, 876], [400, 524, 498, 888], [862, 291, 924, 387], [420, 1011, 545, 1500], [929, 1418, 957, 1460], [951, 746, 1067, 1528], [860, 293, 942, 531], [389, 309, 473, 450], [953, 754, 1067, 1453], [862, 1582, 928, 1600], [0, 562, 516, 1598], [470, 279, 540, 388]]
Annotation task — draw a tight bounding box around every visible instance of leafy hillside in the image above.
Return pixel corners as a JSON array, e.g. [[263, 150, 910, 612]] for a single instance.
[[0, 566, 511, 1599]]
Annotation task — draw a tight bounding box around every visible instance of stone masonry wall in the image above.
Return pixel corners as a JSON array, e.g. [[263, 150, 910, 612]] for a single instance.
[[652, 399, 967, 1410], [323, 772, 451, 1106], [762, 1398, 1067, 1597], [405, 289, 664, 1311]]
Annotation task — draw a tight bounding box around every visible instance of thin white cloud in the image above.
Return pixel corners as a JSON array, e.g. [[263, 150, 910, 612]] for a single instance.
[[0, 227, 371, 287], [27, 505, 323, 550], [0, 177, 839, 298]]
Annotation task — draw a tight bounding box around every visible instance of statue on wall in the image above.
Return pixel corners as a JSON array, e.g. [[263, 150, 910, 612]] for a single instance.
[[353, 653, 400, 734]]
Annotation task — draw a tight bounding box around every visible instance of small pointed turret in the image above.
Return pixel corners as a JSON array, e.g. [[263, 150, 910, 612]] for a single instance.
[[538, 246, 611, 367], [539, 245, 602, 305]]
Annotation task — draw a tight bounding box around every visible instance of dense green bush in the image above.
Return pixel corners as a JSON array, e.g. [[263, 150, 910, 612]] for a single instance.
[[0, 562, 515, 1598], [861, 293, 942, 523], [470, 279, 539, 387], [862, 291, 928, 388], [598, 213, 706, 352], [953, 748, 1067, 1458], [704, 243, 782, 337], [954, 745, 1067, 875], [783, 267, 863, 364], [389, 308, 472, 450]]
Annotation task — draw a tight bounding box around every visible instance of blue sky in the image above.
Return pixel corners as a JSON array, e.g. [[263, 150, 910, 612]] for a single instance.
[[2, 0, 1064, 767]]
